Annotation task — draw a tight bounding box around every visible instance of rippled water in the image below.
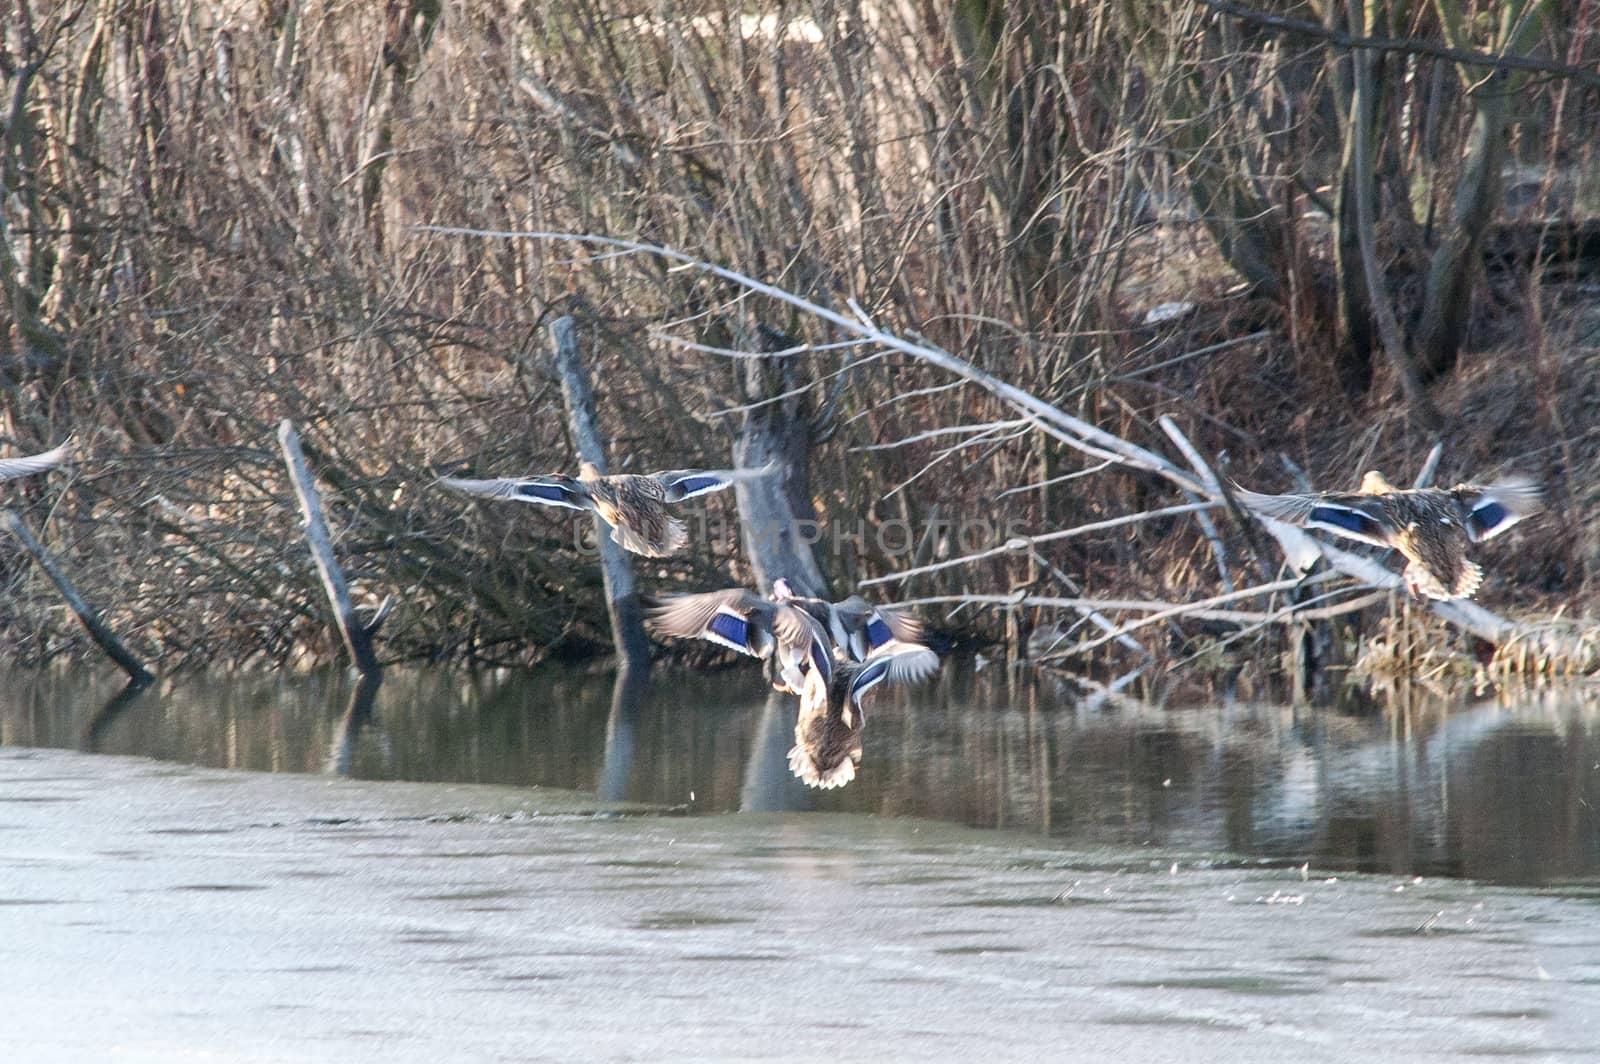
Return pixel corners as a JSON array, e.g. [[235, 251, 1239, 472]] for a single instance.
[[2, 664, 1596, 886]]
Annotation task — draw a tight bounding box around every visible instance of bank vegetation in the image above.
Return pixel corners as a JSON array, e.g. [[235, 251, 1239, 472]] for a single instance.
[[3, 0, 1598, 682]]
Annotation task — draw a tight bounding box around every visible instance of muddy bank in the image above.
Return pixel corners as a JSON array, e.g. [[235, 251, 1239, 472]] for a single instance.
[[1, 748, 1595, 1062]]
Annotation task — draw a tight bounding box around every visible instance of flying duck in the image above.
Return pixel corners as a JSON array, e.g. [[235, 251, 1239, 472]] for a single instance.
[[789, 640, 940, 789], [770, 577, 925, 660], [1236, 471, 1542, 600], [440, 461, 778, 557], [642, 587, 829, 693]]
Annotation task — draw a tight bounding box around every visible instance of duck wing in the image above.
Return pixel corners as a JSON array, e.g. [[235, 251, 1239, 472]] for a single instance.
[[1453, 478, 1542, 542], [651, 463, 780, 502], [831, 596, 926, 658], [847, 641, 940, 704], [643, 589, 775, 657], [0, 440, 71, 482], [1234, 487, 1395, 548], [438, 473, 592, 511]]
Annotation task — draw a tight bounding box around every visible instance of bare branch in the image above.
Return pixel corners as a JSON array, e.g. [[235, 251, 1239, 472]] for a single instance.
[[859, 500, 1218, 587], [1199, 0, 1600, 92]]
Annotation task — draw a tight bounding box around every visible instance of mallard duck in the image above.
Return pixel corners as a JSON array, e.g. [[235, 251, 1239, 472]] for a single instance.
[[440, 461, 778, 557], [770, 577, 925, 660], [643, 587, 829, 693], [1236, 471, 1542, 600], [789, 640, 940, 789], [0, 439, 71, 482]]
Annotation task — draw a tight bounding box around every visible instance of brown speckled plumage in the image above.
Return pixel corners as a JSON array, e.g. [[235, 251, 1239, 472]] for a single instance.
[[439, 460, 777, 557], [1237, 470, 1542, 601], [788, 641, 939, 789]]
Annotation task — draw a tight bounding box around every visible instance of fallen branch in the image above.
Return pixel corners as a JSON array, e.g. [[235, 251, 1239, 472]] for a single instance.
[[413, 227, 1208, 495], [901, 571, 1341, 626], [1028, 547, 1149, 656], [3, 509, 153, 686], [1158, 417, 1233, 592], [859, 500, 1217, 587]]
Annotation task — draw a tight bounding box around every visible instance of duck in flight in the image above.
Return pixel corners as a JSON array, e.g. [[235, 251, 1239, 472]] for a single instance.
[[440, 461, 778, 557], [1236, 470, 1542, 600], [0, 439, 72, 483], [790, 639, 940, 790], [644, 583, 928, 689]]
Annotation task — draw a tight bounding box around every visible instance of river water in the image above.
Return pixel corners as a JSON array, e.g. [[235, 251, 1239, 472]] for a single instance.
[[3, 663, 1595, 887]]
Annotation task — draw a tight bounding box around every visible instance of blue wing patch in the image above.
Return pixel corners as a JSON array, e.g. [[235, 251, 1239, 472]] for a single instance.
[[1309, 505, 1381, 537], [864, 615, 893, 650], [707, 611, 752, 650], [851, 658, 892, 698], [672, 475, 722, 497], [517, 482, 576, 503], [809, 636, 832, 682], [1470, 500, 1509, 537]]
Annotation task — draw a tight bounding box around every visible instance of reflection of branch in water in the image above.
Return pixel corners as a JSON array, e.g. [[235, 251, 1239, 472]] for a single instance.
[[740, 691, 814, 813], [80, 680, 155, 752], [597, 665, 649, 802], [325, 672, 383, 776]]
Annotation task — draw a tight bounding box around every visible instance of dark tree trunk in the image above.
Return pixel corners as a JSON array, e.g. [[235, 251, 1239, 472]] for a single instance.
[[732, 339, 828, 597]]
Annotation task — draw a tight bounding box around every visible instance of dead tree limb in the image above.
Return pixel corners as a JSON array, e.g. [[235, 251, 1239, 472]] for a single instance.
[[3, 508, 152, 686], [277, 420, 387, 676], [1198, 0, 1600, 92], [550, 316, 652, 668], [1348, 0, 1442, 431]]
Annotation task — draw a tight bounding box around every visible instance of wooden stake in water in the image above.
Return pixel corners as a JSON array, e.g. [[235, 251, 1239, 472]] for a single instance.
[[3, 509, 153, 687], [277, 420, 390, 677]]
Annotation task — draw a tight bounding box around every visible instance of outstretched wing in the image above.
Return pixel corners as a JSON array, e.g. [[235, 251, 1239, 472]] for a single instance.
[[1458, 477, 1542, 542], [864, 604, 924, 652], [849, 642, 940, 704], [653, 462, 780, 502], [1234, 487, 1393, 548], [643, 589, 773, 657], [438, 474, 591, 511], [0, 440, 71, 482]]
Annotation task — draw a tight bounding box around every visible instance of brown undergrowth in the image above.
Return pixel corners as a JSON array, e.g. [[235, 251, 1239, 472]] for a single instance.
[[2, 2, 1598, 682]]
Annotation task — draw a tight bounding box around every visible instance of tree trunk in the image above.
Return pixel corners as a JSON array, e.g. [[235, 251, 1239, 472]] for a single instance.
[[551, 315, 652, 667], [733, 337, 828, 597], [1413, 79, 1512, 381]]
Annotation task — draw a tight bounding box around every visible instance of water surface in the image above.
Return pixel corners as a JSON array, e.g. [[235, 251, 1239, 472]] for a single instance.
[[2, 664, 1595, 886]]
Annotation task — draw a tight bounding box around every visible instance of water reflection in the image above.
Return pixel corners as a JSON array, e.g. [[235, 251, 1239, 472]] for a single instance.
[[2, 664, 1596, 886]]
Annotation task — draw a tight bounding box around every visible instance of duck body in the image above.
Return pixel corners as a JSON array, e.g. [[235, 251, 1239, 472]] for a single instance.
[[1237, 471, 1542, 600], [440, 461, 777, 557], [789, 640, 940, 789], [0, 440, 71, 483]]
